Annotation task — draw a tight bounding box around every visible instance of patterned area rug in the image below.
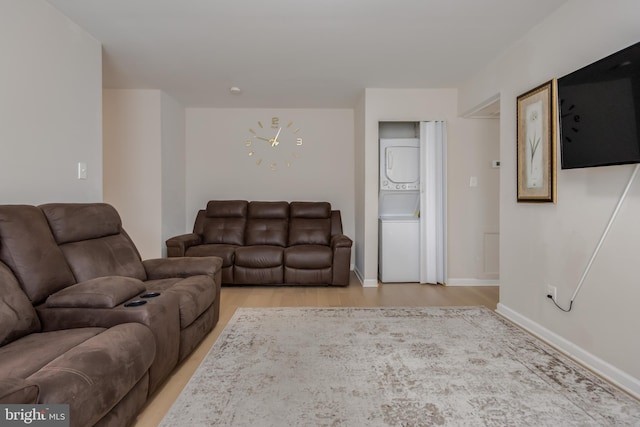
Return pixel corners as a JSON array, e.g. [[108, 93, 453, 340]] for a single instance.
[[159, 307, 640, 426]]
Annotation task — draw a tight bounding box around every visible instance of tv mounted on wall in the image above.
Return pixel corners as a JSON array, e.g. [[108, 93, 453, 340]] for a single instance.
[[558, 41, 640, 169]]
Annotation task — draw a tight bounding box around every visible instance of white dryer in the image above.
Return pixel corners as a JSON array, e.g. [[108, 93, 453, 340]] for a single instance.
[[379, 138, 420, 191]]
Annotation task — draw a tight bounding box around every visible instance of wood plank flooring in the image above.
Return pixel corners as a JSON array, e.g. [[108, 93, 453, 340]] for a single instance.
[[132, 274, 499, 427]]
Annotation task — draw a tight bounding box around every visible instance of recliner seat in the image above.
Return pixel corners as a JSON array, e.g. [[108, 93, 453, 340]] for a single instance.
[[38, 203, 222, 362], [0, 203, 222, 414], [166, 200, 352, 286]]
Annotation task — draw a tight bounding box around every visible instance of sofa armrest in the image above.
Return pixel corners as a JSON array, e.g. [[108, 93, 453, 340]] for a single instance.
[[0, 378, 39, 404], [45, 276, 146, 309], [166, 233, 202, 257], [331, 234, 353, 249], [331, 234, 352, 286], [143, 256, 222, 281]]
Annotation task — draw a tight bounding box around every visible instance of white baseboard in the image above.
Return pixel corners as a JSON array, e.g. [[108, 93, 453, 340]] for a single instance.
[[496, 303, 640, 400], [446, 278, 500, 286], [353, 266, 378, 288], [362, 279, 379, 287], [353, 266, 364, 283]]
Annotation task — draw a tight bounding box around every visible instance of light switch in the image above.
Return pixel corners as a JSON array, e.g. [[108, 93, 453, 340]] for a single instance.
[[77, 162, 87, 180], [469, 176, 478, 187]]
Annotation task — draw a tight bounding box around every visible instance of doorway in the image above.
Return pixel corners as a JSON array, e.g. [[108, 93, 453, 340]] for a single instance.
[[456, 97, 500, 285], [377, 121, 447, 285]]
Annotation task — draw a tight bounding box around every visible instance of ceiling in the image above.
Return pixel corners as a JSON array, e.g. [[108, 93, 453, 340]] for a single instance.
[[46, 0, 568, 109]]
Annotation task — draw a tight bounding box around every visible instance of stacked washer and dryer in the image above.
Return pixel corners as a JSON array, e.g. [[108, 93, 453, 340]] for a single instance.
[[378, 138, 421, 283]]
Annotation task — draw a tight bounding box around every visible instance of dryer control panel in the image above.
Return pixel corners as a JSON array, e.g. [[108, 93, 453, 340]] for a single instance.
[[381, 181, 419, 190]]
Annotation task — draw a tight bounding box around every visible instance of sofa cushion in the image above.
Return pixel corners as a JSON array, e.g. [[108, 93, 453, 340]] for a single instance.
[[0, 328, 105, 379], [205, 200, 248, 218], [245, 201, 289, 246], [0, 262, 41, 346], [58, 234, 147, 283], [40, 203, 121, 244], [288, 202, 332, 246], [284, 245, 333, 269], [284, 267, 332, 285], [46, 276, 146, 309], [248, 201, 289, 219], [0, 205, 76, 304], [235, 246, 283, 268], [202, 200, 248, 245], [40, 204, 147, 283], [29, 323, 155, 427]]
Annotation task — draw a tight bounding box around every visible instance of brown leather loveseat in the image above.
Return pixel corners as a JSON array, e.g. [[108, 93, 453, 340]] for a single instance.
[[166, 200, 352, 286], [0, 203, 222, 427]]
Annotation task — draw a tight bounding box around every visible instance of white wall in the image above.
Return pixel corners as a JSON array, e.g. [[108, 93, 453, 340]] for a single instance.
[[356, 89, 500, 286], [354, 95, 367, 281], [447, 118, 500, 284], [103, 90, 163, 259], [161, 92, 186, 256], [460, 0, 640, 394], [0, 0, 102, 203], [185, 108, 355, 249]]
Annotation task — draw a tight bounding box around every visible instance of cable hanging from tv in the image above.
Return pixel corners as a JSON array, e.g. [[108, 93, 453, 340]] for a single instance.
[[548, 163, 639, 312]]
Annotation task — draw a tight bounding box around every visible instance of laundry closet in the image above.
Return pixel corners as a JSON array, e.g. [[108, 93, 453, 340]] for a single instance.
[[378, 121, 447, 285]]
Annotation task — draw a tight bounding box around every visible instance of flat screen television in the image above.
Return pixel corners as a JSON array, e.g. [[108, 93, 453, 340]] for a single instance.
[[558, 41, 640, 169]]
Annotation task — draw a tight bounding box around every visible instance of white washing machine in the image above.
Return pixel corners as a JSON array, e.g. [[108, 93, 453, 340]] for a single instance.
[[378, 191, 420, 283], [379, 215, 420, 283]]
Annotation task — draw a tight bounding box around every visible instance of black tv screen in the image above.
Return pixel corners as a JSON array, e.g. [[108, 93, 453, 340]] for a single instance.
[[558, 41, 640, 169]]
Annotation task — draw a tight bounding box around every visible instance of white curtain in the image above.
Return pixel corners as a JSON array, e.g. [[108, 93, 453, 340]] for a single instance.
[[419, 121, 447, 284]]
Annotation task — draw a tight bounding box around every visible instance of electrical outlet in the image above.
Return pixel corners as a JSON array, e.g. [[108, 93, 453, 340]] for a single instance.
[[546, 284, 557, 300]]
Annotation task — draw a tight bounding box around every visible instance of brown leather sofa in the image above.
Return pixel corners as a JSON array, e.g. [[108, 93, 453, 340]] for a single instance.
[[166, 200, 352, 286], [0, 203, 222, 427]]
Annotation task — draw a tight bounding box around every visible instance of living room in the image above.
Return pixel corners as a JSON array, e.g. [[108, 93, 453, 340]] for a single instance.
[[1, 0, 640, 425]]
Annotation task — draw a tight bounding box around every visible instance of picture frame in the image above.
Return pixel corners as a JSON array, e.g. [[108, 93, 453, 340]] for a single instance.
[[516, 79, 557, 203]]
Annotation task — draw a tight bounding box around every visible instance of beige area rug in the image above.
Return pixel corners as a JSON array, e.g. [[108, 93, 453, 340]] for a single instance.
[[159, 307, 640, 426]]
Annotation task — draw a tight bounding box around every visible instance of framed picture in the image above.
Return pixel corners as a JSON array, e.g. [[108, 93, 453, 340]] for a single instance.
[[516, 79, 557, 203]]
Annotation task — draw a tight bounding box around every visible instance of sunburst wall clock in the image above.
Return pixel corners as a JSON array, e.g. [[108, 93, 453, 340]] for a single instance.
[[243, 116, 304, 171]]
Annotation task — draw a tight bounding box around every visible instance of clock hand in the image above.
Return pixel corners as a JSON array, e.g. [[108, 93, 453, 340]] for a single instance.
[[271, 127, 282, 147], [255, 136, 271, 142]]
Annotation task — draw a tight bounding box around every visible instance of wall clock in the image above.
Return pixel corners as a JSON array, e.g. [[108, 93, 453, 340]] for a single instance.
[[244, 117, 303, 171]]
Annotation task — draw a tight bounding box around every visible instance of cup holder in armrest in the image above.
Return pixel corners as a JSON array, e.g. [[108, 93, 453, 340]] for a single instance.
[[124, 300, 147, 307], [140, 292, 161, 298]]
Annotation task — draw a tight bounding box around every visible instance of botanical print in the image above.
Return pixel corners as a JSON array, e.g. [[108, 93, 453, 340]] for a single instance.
[[516, 79, 556, 203], [525, 100, 543, 188]]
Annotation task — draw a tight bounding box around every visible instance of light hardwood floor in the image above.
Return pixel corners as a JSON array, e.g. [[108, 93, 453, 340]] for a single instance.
[[133, 274, 499, 427]]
